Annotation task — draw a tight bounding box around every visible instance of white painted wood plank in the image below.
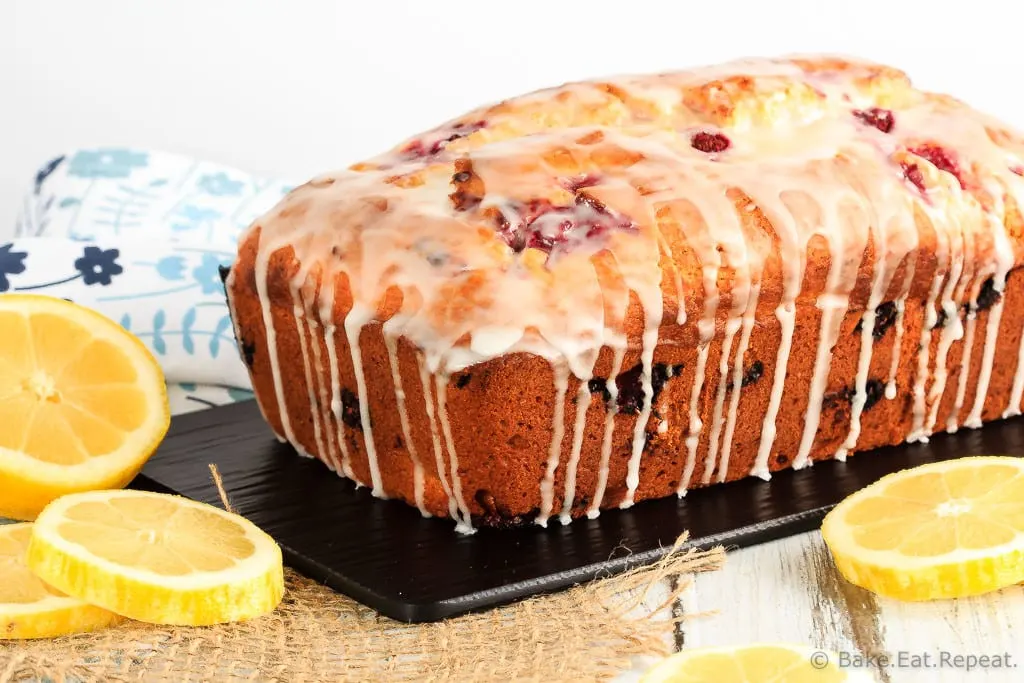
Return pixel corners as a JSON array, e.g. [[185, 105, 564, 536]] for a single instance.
[[682, 534, 863, 653], [677, 530, 1022, 683], [872, 583, 1024, 683]]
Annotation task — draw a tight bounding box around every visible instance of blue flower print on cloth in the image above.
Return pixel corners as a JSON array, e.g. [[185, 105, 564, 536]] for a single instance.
[[16, 147, 294, 246], [67, 149, 149, 179], [75, 246, 124, 285], [197, 172, 245, 197], [10, 147, 301, 416], [0, 243, 27, 290]]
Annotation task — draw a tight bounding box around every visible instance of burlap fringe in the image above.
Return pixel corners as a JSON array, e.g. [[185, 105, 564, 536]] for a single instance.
[[1, 532, 723, 683]]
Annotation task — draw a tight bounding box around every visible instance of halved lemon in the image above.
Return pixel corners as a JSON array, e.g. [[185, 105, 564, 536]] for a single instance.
[[1, 522, 121, 639], [822, 456, 1024, 601], [0, 294, 170, 520], [639, 643, 870, 682], [26, 490, 284, 626]]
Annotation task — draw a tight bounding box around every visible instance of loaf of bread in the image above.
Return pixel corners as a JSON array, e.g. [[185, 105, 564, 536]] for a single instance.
[[224, 55, 1024, 532]]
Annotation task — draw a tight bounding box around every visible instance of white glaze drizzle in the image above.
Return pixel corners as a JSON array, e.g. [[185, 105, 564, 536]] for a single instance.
[[224, 267, 278, 431], [926, 213, 973, 435], [968, 297, 1007, 428], [434, 373, 474, 533], [749, 192, 804, 480], [884, 266, 917, 400], [701, 317, 740, 483], [253, 240, 296, 445], [716, 283, 761, 482], [587, 345, 625, 518], [841, 306, 878, 461], [320, 285, 356, 481], [344, 305, 384, 496], [537, 362, 571, 525], [679, 339, 712, 494], [661, 238, 687, 326], [906, 188, 961, 443], [418, 355, 460, 521], [621, 322, 659, 508], [306, 305, 345, 473], [560, 379, 594, 524], [793, 230, 848, 471], [906, 268, 946, 443], [838, 201, 916, 459], [293, 286, 331, 469], [792, 174, 874, 470], [948, 310, 978, 433], [383, 320, 430, 516], [965, 211, 1014, 428]]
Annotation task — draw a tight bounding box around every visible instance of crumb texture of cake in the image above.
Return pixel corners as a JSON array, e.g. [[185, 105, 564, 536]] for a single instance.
[[225, 55, 1024, 532]]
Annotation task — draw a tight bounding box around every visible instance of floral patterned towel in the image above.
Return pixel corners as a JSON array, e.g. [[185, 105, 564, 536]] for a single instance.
[[8, 147, 298, 415]]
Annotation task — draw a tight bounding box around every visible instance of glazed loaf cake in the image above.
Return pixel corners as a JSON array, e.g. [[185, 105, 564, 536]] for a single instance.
[[225, 55, 1024, 532]]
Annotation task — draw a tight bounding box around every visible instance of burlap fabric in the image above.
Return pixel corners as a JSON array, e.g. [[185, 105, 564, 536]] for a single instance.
[[1, 529, 723, 682]]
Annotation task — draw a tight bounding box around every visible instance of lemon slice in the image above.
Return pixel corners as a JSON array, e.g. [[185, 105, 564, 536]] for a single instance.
[[822, 456, 1024, 601], [0, 294, 170, 520], [26, 490, 284, 626], [639, 643, 870, 682], [1, 523, 121, 639]]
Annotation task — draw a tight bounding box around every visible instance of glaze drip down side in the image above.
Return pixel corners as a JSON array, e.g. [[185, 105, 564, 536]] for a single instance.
[[226, 54, 1024, 531]]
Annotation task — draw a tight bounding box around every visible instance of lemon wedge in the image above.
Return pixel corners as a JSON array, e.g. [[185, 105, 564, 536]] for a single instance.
[[639, 643, 870, 682], [822, 456, 1024, 601], [26, 490, 284, 626], [1, 522, 121, 639], [0, 294, 170, 520]]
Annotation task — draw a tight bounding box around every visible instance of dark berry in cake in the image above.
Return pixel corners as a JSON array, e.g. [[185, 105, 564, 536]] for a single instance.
[[823, 379, 884, 412], [741, 360, 764, 387], [340, 388, 362, 430], [691, 131, 731, 154], [863, 379, 885, 411], [611, 362, 684, 415], [240, 338, 256, 369], [564, 174, 602, 193], [975, 277, 1001, 312], [493, 195, 636, 256], [401, 120, 487, 159], [902, 162, 926, 193], [910, 144, 965, 189], [588, 377, 611, 403], [854, 301, 898, 340], [853, 108, 895, 133]]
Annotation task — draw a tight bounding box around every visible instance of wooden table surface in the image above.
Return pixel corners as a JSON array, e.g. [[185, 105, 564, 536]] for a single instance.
[[622, 529, 1024, 683]]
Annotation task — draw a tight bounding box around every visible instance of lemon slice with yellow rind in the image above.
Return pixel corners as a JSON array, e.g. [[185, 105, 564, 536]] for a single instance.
[[1, 523, 121, 639], [27, 490, 284, 626], [822, 456, 1024, 601], [639, 643, 871, 682], [0, 294, 170, 520]]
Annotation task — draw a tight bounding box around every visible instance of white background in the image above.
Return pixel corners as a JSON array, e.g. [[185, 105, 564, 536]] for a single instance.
[[3, 0, 1024, 230]]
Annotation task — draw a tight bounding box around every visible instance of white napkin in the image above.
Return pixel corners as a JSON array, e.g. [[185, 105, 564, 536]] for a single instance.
[[10, 148, 299, 414]]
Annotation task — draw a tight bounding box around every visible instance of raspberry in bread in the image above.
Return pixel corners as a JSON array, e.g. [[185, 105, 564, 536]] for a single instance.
[[224, 55, 1024, 532]]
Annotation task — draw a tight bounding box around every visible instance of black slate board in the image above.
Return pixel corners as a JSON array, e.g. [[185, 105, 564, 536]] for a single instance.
[[136, 399, 1024, 623]]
